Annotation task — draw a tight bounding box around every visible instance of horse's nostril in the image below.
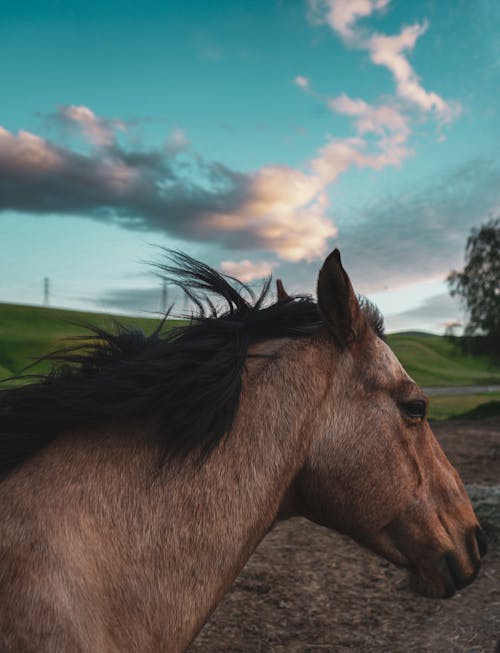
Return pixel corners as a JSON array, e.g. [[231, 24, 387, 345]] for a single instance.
[[443, 550, 478, 592], [476, 527, 488, 558]]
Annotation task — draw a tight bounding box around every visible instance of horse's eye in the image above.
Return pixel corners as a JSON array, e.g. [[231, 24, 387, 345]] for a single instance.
[[401, 400, 426, 419]]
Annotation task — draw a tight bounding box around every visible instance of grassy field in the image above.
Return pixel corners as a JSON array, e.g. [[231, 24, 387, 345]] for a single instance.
[[387, 332, 500, 387], [427, 393, 500, 420], [1, 302, 499, 419], [0, 303, 172, 377]]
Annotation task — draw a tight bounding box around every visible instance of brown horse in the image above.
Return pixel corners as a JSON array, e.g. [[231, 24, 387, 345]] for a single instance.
[[0, 250, 485, 652]]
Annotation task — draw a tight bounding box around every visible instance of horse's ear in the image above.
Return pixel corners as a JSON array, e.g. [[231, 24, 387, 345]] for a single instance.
[[317, 249, 363, 347], [276, 279, 291, 302]]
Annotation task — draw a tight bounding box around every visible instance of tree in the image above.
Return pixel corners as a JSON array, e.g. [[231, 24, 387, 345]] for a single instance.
[[447, 216, 500, 356]]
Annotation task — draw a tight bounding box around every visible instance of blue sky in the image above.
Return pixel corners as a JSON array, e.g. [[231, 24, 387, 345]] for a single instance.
[[1, 0, 499, 332]]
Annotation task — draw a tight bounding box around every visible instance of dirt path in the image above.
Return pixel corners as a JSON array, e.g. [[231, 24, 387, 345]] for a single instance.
[[188, 418, 500, 653]]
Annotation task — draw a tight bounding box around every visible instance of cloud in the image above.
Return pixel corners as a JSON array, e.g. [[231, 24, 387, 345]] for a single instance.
[[220, 259, 276, 282], [201, 165, 338, 261], [55, 154, 500, 329], [93, 282, 234, 316], [385, 293, 463, 333], [311, 133, 412, 187], [60, 105, 125, 145], [334, 157, 500, 293], [0, 121, 338, 261], [0, 4, 466, 276], [308, 0, 389, 40], [293, 75, 310, 91], [308, 0, 458, 119], [325, 95, 413, 170], [92, 276, 465, 333], [391, 293, 461, 322], [44, 104, 130, 146], [2, 92, 417, 264], [165, 128, 190, 155], [92, 286, 165, 315], [292, 1, 455, 225], [328, 94, 409, 137], [368, 25, 460, 121], [259, 155, 500, 309], [0, 126, 148, 211]]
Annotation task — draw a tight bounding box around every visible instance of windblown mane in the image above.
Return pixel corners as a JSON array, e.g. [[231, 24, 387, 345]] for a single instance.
[[0, 251, 384, 475]]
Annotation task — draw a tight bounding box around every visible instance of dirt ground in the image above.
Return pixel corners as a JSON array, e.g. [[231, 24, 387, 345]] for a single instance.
[[188, 418, 500, 653]]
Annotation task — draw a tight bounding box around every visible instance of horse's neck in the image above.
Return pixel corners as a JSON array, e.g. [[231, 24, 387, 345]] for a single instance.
[[144, 337, 323, 650], [79, 337, 318, 651], [4, 338, 324, 652]]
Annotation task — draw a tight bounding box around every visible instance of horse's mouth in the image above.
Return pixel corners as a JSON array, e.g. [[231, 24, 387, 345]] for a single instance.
[[408, 551, 481, 599]]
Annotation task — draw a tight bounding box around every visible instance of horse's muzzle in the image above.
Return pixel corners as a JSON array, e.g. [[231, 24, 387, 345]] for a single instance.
[[409, 527, 487, 598]]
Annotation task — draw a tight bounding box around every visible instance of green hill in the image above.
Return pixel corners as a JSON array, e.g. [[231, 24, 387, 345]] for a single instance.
[[387, 332, 500, 387], [1, 304, 499, 390], [0, 303, 166, 377]]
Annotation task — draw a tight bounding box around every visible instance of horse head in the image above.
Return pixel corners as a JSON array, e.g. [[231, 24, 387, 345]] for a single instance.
[[289, 249, 485, 598]]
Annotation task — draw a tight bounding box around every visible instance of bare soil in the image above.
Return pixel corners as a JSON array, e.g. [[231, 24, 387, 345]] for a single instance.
[[188, 418, 500, 653]]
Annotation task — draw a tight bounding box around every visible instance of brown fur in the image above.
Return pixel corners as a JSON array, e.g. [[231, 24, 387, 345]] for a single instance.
[[0, 250, 483, 652]]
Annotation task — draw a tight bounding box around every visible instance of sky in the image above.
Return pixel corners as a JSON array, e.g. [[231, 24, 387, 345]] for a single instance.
[[1, 0, 499, 332]]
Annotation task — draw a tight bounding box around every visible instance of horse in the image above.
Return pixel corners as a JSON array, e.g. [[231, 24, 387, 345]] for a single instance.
[[0, 249, 486, 652]]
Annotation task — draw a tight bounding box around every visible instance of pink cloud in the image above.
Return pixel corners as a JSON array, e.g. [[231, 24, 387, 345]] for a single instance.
[[0, 119, 339, 261], [60, 104, 127, 146], [201, 122, 412, 262], [0, 124, 141, 204], [220, 259, 276, 282], [0, 127, 63, 171], [1, 98, 415, 264], [311, 134, 411, 185], [201, 165, 337, 261]]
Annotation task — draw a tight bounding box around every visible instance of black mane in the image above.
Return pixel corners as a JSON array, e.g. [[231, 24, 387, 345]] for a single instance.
[[0, 251, 384, 474]]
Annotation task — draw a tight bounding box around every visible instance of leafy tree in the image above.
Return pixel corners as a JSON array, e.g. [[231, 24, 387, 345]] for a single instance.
[[447, 216, 500, 356]]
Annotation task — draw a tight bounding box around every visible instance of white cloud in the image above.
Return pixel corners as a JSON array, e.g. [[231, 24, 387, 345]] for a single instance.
[[308, 0, 389, 40], [328, 94, 409, 137], [308, 0, 459, 120], [293, 75, 310, 91], [368, 25, 460, 120]]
